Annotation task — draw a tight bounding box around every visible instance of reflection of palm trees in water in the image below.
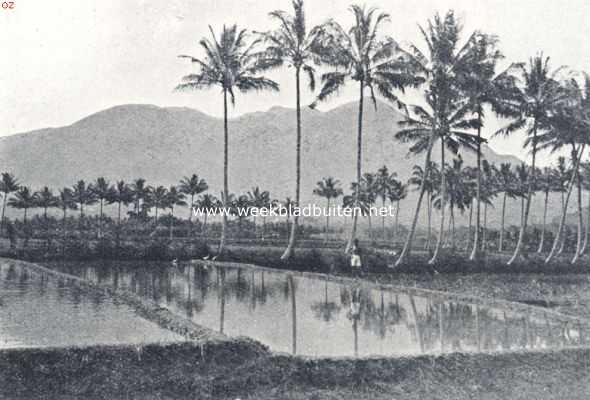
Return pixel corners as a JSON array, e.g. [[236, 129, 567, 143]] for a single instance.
[[310, 281, 341, 322], [218, 267, 226, 334], [287, 275, 297, 355]]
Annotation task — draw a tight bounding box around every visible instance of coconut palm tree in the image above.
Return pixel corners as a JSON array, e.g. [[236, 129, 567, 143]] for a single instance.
[[256, 0, 325, 260], [176, 25, 279, 256], [72, 180, 97, 223], [195, 193, 219, 237], [7, 186, 37, 246], [375, 166, 396, 240], [35, 186, 58, 247], [361, 172, 378, 240], [581, 161, 590, 254], [247, 187, 271, 240], [495, 163, 518, 252], [57, 188, 77, 241], [479, 160, 498, 252], [537, 89, 590, 263], [149, 186, 169, 227], [91, 177, 112, 239], [388, 179, 407, 244], [312, 4, 421, 251], [166, 186, 187, 239], [535, 167, 559, 253], [313, 177, 343, 243], [462, 34, 521, 260], [107, 180, 133, 241], [408, 162, 439, 252], [496, 54, 569, 264], [130, 178, 150, 217], [0, 173, 19, 235], [179, 174, 208, 236], [394, 11, 485, 266]]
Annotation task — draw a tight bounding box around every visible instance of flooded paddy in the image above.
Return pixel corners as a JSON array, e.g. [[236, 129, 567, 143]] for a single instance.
[[0, 261, 185, 349], [45, 260, 590, 358]]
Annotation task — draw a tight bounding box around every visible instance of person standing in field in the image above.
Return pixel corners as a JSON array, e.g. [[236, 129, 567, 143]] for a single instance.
[[349, 238, 362, 275]]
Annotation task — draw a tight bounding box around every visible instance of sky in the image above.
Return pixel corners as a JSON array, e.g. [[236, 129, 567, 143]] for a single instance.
[[1, 0, 589, 166]]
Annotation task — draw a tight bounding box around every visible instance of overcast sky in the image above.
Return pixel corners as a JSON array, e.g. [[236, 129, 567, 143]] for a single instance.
[[1, 0, 589, 165]]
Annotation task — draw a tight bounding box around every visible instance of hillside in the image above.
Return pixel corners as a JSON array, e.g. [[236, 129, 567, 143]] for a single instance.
[[1, 101, 557, 228]]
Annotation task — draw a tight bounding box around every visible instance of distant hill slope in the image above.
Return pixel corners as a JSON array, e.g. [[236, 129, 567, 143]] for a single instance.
[[1, 101, 561, 228]]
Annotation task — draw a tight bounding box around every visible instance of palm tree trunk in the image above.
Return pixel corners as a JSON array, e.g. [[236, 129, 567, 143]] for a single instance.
[[23, 208, 29, 249], [468, 202, 473, 249], [394, 200, 400, 244], [281, 67, 302, 260], [426, 194, 432, 251], [218, 88, 229, 256], [481, 202, 488, 252], [288, 275, 297, 355], [0, 194, 7, 236], [188, 194, 194, 237], [508, 123, 538, 265], [429, 139, 446, 265], [117, 201, 122, 247], [546, 145, 585, 264], [470, 112, 483, 260], [451, 206, 455, 250], [572, 165, 584, 263], [325, 198, 330, 243], [582, 193, 590, 254], [346, 80, 364, 253], [382, 198, 386, 241], [396, 138, 434, 267], [537, 191, 549, 253], [98, 199, 103, 239], [169, 208, 174, 240], [500, 192, 507, 252]]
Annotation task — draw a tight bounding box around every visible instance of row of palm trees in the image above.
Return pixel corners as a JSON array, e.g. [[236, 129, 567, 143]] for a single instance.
[[175, 1, 589, 266]]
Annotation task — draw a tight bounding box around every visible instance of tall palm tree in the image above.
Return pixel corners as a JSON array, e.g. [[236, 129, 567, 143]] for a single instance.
[[535, 167, 559, 253], [130, 178, 150, 217], [72, 180, 97, 223], [496, 54, 569, 264], [462, 34, 520, 260], [195, 193, 219, 237], [408, 162, 439, 252], [57, 188, 77, 241], [313, 177, 343, 243], [107, 180, 133, 241], [495, 163, 518, 252], [0, 173, 19, 235], [179, 174, 208, 236], [375, 166, 396, 240], [166, 186, 187, 239], [479, 160, 498, 252], [537, 89, 590, 263], [247, 187, 271, 240], [257, 0, 324, 260], [388, 179, 407, 244], [312, 4, 421, 251], [7, 186, 37, 246], [92, 177, 112, 239], [394, 11, 484, 266], [581, 161, 590, 254], [150, 186, 169, 227], [36, 186, 58, 246], [176, 25, 279, 256], [361, 172, 378, 240]]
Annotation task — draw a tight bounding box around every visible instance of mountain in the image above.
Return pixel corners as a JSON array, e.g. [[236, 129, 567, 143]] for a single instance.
[[0, 101, 556, 228]]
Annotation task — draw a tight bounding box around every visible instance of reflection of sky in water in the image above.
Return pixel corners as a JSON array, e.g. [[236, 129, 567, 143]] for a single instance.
[[50, 261, 588, 358], [0, 262, 185, 349]]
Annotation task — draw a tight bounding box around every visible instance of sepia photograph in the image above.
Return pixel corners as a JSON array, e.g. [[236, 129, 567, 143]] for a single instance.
[[1, 0, 590, 398]]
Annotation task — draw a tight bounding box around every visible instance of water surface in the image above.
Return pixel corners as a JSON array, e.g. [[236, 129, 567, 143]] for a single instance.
[[0, 262, 185, 349], [49, 260, 588, 358]]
